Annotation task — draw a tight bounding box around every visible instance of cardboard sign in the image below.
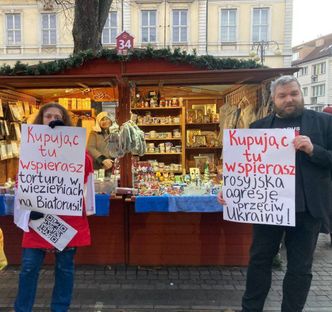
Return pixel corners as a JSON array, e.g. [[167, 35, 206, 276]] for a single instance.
[[222, 128, 296, 226], [29, 214, 77, 251], [17, 124, 86, 216]]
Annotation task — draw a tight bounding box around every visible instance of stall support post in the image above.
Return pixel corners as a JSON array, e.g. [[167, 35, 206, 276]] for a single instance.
[[118, 77, 132, 187]]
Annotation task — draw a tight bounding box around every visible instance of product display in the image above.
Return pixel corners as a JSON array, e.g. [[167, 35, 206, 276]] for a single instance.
[[1, 77, 260, 199], [132, 157, 221, 196], [130, 89, 225, 196]]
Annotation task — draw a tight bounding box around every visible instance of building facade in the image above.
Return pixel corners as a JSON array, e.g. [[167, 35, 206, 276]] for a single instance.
[[292, 34, 332, 111], [0, 0, 293, 67]]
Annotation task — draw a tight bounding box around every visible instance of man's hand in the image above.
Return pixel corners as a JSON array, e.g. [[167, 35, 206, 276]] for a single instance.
[[102, 159, 113, 170], [217, 191, 226, 205], [293, 135, 314, 156]]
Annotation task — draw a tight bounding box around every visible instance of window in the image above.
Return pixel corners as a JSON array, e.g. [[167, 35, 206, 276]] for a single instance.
[[302, 87, 308, 96], [252, 8, 269, 42], [102, 12, 117, 44], [312, 84, 325, 97], [220, 9, 236, 43], [298, 67, 308, 76], [41, 13, 56, 45], [6, 13, 21, 45], [172, 10, 187, 43], [141, 10, 156, 43], [310, 97, 318, 105], [292, 52, 299, 61], [312, 62, 326, 75], [307, 104, 324, 112]]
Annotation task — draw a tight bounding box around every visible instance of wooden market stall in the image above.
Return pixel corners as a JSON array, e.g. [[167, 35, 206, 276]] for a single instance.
[[0, 51, 297, 266]]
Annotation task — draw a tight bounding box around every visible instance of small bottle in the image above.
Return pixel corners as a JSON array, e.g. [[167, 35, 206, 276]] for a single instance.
[[204, 160, 210, 181]]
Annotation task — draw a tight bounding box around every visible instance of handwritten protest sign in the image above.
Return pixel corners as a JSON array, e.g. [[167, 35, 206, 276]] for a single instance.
[[29, 214, 77, 251], [17, 124, 86, 216], [222, 128, 295, 226]]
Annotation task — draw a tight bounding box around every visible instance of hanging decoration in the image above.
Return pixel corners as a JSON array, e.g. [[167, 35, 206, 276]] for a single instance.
[[0, 47, 262, 76]]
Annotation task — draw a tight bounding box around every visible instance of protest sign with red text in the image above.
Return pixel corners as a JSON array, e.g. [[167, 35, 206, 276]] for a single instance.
[[222, 128, 296, 226], [17, 124, 86, 216]]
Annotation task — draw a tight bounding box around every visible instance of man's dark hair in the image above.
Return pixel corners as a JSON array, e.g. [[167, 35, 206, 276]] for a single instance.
[[33, 102, 73, 126], [270, 75, 302, 98]]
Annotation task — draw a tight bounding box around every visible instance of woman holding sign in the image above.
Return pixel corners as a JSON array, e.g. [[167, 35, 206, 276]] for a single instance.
[[14, 103, 95, 312]]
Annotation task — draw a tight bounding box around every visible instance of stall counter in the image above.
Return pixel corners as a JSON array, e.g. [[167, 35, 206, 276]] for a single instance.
[[135, 194, 222, 213], [0, 194, 111, 216], [1, 194, 252, 266]]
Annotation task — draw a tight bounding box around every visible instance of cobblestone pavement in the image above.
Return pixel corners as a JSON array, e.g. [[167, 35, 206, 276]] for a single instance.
[[0, 234, 331, 312]]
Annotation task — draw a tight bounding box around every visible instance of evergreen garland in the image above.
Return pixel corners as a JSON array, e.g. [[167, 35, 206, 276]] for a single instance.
[[0, 47, 262, 76]]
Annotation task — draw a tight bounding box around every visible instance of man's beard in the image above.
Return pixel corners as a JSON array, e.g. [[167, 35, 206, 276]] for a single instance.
[[274, 100, 305, 119]]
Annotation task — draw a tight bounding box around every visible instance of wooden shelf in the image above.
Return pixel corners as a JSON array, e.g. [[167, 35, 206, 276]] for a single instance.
[[186, 147, 222, 150], [186, 122, 219, 125], [145, 138, 181, 141], [137, 123, 181, 127], [143, 152, 182, 155], [186, 122, 219, 128], [131, 107, 182, 111], [132, 97, 222, 175], [137, 170, 183, 174]]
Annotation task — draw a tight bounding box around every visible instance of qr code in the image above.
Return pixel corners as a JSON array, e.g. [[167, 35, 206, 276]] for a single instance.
[[36, 215, 68, 244]]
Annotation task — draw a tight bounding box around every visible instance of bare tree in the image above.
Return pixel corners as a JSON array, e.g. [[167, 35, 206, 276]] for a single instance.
[[71, 0, 113, 54]]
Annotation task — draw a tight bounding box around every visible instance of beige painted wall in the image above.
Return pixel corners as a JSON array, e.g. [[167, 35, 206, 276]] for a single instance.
[[0, 0, 290, 68]]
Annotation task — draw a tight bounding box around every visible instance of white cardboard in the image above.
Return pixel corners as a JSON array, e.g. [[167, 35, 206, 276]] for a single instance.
[[222, 128, 296, 226], [17, 124, 86, 216]]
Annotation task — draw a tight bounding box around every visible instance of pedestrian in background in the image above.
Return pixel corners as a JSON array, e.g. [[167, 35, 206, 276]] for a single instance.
[[218, 75, 332, 312], [14, 103, 95, 312]]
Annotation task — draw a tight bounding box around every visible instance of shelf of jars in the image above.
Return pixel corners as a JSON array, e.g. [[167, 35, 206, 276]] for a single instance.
[[143, 152, 182, 155], [131, 96, 186, 175], [130, 91, 223, 196], [137, 123, 181, 127], [144, 129, 182, 140], [131, 90, 184, 109], [131, 107, 182, 111]]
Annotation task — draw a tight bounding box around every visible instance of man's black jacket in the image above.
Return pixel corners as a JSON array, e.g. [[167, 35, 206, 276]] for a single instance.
[[250, 109, 332, 232]]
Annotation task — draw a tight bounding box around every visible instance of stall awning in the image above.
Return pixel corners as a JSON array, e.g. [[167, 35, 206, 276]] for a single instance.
[[123, 68, 298, 86], [0, 68, 298, 90], [0, 74, 119, 90]]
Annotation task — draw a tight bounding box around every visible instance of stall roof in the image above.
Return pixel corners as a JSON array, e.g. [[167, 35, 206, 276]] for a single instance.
[[0, 68, 297, 92], [123, 68, 298, 86], [0, 74, 119, 90]]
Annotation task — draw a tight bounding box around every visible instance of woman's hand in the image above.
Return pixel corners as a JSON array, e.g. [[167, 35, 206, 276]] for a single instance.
[[217, 191, 226, 205], [102, 159, 113, 170]]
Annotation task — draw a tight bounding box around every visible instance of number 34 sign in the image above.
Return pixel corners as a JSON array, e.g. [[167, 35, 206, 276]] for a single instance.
[[116, 31, 134, 55]]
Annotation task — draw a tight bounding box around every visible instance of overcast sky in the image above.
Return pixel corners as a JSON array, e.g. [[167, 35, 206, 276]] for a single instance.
[[292, 0, 332, 46]]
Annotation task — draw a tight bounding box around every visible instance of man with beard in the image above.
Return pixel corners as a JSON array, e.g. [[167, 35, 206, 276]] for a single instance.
[[218, 75, 332, 312]]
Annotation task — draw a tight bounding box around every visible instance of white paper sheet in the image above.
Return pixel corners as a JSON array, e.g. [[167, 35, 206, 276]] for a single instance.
[[29, 214, 77, 251]]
